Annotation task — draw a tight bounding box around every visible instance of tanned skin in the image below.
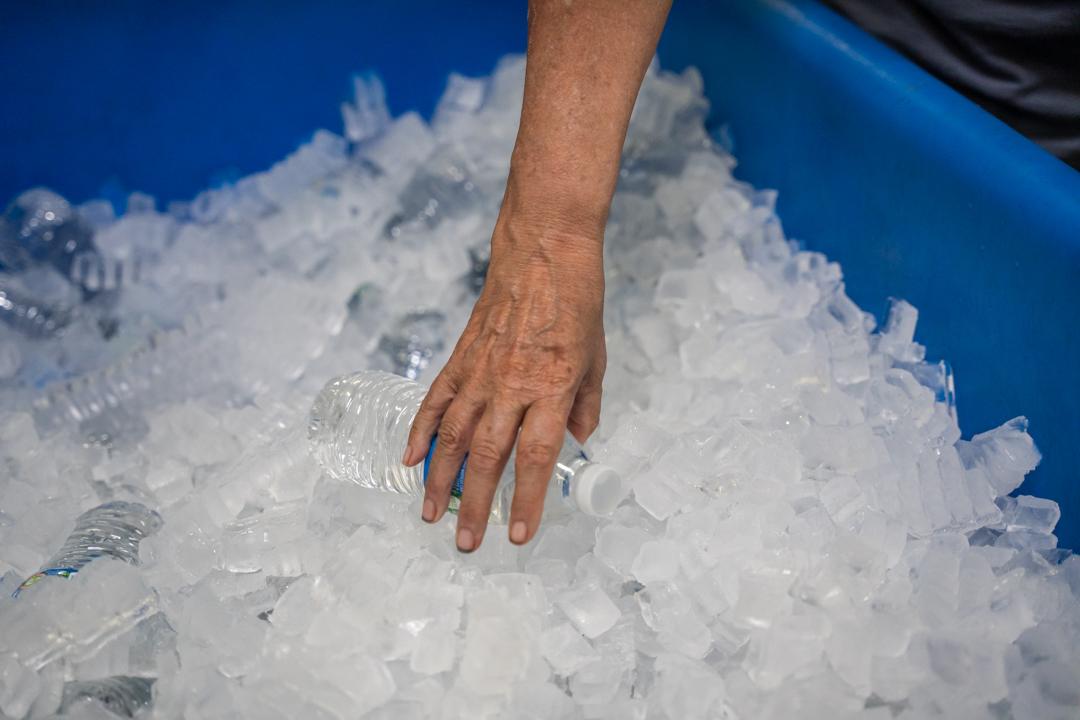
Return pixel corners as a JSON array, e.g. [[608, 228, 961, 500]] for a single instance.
[[403, 0, 673, 552]]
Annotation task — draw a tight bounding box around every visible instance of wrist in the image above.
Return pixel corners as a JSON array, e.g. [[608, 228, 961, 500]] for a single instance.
[[487, 210, 606, 307], [491, 205, 605, 272], [504, 150, 616, 240]]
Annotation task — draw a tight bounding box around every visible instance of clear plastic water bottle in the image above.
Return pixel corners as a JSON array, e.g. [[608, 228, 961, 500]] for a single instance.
[[375, 309, 446, 381], [0, 188, 97, 278], [466, 243, 490, 294], [14, 501, 162, 596], [0, 274, 72, 338], [308, 370, 622, 522], [383, 148, 479, 238], [60, 676, 155, 718]]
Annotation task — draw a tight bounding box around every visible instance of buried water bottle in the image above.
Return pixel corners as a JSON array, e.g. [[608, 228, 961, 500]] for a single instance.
[[308, 370, 622, 521], [60, 676, 156, 718], [14, 501, 162, 596]]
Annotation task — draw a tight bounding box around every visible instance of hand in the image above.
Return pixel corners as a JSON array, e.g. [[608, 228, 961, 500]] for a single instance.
[[402, 204, 606, 552]]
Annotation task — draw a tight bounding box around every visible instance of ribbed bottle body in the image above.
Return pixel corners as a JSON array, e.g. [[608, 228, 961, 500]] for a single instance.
[[308, 371, 427, 496], [309, 371, 617, 523]]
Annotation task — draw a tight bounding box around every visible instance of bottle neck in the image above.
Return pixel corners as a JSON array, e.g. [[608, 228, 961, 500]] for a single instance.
[[554, 456, 589, 500]]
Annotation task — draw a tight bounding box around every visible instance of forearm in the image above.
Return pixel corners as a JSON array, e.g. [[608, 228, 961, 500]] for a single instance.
[[410, 1, 666, 548], [504, 0, 673, 244]]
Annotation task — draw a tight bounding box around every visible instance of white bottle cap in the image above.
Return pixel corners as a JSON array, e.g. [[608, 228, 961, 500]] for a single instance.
[[572, 462, 624, 516]]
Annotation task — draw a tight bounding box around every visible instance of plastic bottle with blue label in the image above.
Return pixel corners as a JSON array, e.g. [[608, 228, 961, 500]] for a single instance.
[[14, 501, 162, 597], [308, 370, 622, 522]]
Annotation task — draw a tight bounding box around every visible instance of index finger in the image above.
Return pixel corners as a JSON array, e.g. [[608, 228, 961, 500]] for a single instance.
[[403, 369, 458, 467]]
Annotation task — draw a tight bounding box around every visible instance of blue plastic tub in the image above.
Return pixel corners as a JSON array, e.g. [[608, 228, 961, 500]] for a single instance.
[[2, 0, 1078, 546]]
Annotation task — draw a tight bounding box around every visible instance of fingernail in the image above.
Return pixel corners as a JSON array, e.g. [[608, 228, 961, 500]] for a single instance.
[[456, 527, 476, 553], [422, 498, 436, 522], [510, 521, 528, 545], [402, 446, 414, 466]]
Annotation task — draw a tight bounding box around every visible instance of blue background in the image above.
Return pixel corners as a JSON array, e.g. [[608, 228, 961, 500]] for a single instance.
[[2, 0, 1078, 547]]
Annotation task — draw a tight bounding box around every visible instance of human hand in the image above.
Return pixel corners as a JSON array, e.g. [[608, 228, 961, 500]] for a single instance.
[[398, 0, 668, 553], [401, 201, 606, 552]]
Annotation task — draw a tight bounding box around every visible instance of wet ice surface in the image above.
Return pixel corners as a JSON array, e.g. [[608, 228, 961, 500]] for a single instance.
[[1, 56, 1079, 719]]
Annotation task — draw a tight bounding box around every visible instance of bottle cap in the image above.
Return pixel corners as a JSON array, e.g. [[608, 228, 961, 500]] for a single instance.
[[573, 462, 624, 516]]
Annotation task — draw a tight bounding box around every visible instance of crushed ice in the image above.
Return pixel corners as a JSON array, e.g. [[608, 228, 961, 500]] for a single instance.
[[1, 57, 1078, 720]]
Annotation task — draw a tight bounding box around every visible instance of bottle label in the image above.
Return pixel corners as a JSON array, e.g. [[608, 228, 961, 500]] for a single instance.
[[422, 434, 466, 514], [12, 566, 78, 598], [420, 435, 587, 513]]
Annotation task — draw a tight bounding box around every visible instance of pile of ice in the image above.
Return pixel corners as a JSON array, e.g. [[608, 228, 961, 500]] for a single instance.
[[1, 57, 1078, 720]]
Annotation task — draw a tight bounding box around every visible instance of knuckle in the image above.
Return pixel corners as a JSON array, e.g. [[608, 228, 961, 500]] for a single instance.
[[468, 438, 505, 472], [437, 420, 469, 453], [518, 440, 560, 469], [438, 371, 460, 395], [424, 373, 457, 406], [413, 405, 441, 431], [497, 354, 580, 397], [424, 477, 452, 499]]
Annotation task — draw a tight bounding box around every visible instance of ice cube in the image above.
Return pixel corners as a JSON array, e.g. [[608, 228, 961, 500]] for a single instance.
[[361, 112, 437, 176], [995, 529, 1058, 552], [630, 540, 681, 584], [653, 654, 728, 719], [539, 623, 599, 675], [0, 652, 41, 718], [410, 622, 458, 675], [876, 298, 922, 362], [220, 501, 309, 576], [1002, 495, 1060, 535], [731, 567, 794, 629], [818, 475, 866, 523], [143, 458, 193, 507], [433, 73, 488, 137], [826, 619, 873, 696], [567, 658, 625, 707], [269, 576, 321, 636], [629, 312, 679, 367], [145, 402, 240, 467], [957, 417, 1041, 497], [0, 328, 23, 379], [654, 604, 713, 659], [342, 72, 391, 144], [914, 543, 961, 629], [632, 466, 700, 521], [556, 582, 621, 639], [523, 557, 573, 591], [594, 524, 653, 577], [693, 189, 750, 243], [317, 654, 397, 717], [459, 595, 538, 695]]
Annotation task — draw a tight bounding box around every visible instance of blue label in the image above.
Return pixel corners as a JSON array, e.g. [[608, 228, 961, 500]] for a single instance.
[[420, 438, 587, 510], [423, 434, 466, 499], [12, 566, 79, 598]]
